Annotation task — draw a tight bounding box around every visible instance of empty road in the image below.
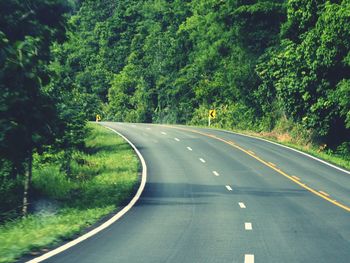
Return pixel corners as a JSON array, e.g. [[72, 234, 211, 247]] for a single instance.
[[28, 122, 350, 263]]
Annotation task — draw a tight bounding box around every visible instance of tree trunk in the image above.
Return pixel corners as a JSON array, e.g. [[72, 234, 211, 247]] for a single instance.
[[62, 148, 73, 177], [22, 151, 32, 217]]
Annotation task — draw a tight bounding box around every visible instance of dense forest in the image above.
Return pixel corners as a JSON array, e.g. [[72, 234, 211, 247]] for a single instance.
[[1, 0, 350, 220], [58, 0, 350, 146]]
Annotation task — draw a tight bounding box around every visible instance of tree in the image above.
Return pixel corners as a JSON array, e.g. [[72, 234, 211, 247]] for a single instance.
[[0, 0, 70, 216], [256, 0, 350, 147]]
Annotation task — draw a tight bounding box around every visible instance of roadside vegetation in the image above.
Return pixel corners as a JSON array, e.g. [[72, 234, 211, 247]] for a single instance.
[[0, 124, 139, 263], [0, 1, 349, 261], [55, 0, 349, 166]]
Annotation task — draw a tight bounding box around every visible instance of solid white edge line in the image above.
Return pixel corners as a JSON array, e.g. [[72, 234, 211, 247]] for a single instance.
[[212, 171, 219, 176], [245, 222, 252, 230], [238, 202, 246, 208], [199, 158, 206, 163], [187, 146, 193, 151], [244, 254, 254, 263], [225, 185, 232, 191], [27, 125, 147, 263], [221, 129, 350, 175]]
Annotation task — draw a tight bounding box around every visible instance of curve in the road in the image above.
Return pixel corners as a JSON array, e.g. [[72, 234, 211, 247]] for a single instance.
[[26, 126, 147, 263], [165, 125, 350, 212], [24, 122, 350, 263]]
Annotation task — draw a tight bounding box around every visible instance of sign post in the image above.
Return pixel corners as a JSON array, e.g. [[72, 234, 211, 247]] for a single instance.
[[208, 109, 216, 126]]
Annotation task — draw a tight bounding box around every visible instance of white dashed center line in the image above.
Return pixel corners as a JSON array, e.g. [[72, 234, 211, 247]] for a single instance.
[[245, 222, 252, 230], [199, 158, 206, 163], [212, 171, 219, 176], [187, 146, 193, 151], [174, 138, 180, 142], [238, 202, 246, 208], [244, 254, 254, 263], [161, 132, 167, 135], [225, 185, 232, 191]]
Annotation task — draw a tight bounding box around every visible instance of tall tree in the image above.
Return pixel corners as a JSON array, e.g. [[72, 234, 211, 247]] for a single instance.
[[0, 0, 70, 216]]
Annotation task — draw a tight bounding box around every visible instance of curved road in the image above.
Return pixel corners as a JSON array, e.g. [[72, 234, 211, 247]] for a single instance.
[[31, 122, 350, 263]]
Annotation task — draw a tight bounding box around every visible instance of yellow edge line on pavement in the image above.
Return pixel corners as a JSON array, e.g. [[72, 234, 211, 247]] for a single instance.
[[292, 175, 301, 181], [319, 191, 330, 197], [268, 162, 277, 167], [166, 125, 350, 213]]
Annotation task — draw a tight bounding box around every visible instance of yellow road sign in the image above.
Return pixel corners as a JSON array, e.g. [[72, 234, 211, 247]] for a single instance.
[[96, 114, 101, 122], [209, 109, 216, 119]]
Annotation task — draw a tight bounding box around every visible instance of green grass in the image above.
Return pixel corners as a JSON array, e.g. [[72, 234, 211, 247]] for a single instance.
[[0, 124, 139, 263]]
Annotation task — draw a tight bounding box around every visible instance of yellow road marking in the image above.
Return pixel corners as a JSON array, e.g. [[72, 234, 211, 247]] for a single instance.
[[268, 162, 277, 167], [319, 191, 330, 197], [164, 125, 350, 212], [248, 150, 256, 155], [292, 176, 301, 181], [228, 141, 236, 146]]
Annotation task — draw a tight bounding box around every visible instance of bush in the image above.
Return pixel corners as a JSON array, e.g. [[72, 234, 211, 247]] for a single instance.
[[32, 165, 72, 200], [190, 103, 259, 131]]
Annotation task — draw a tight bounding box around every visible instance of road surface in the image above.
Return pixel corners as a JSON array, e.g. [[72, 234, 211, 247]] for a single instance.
[[30, 122, 350, 263]]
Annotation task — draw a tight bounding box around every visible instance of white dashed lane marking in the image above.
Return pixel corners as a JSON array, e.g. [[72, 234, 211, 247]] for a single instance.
[[238, 202, 246, 208], [161, 132, 167, 135], [225, 185, 232, 191], [187, 146, 193, 151], [174, 138, 180, 141], [244, 254, 254, 263], [245, 223, 252, 230], [212, 171, 219, 176], [199, 158, 206, 163]]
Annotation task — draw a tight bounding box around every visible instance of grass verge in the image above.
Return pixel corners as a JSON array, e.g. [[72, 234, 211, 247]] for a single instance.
[[0, 123, 139, 263]]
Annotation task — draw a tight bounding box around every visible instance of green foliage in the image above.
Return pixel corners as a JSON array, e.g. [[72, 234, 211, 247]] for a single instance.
[[32, 124, 138, 208], [0, 124, 139, 262], [257, 0, 350, 147], [0, 206, 113, 263], [0, 160, 22, 222], [2, 0, 350, 227], [191, 103, 259, 130], [0, 0, 73, 218], [58, 0, 349, 153]]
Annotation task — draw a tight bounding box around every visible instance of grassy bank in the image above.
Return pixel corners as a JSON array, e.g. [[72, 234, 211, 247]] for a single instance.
[[0, 124, 139, 263]]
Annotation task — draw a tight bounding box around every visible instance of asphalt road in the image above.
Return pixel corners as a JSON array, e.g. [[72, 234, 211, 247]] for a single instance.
[[33, 122, 350, 263]]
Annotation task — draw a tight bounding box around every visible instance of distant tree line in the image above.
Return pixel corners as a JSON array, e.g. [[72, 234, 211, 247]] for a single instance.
[[1, 0, 349, 220], [58, 0, 349, 146]]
